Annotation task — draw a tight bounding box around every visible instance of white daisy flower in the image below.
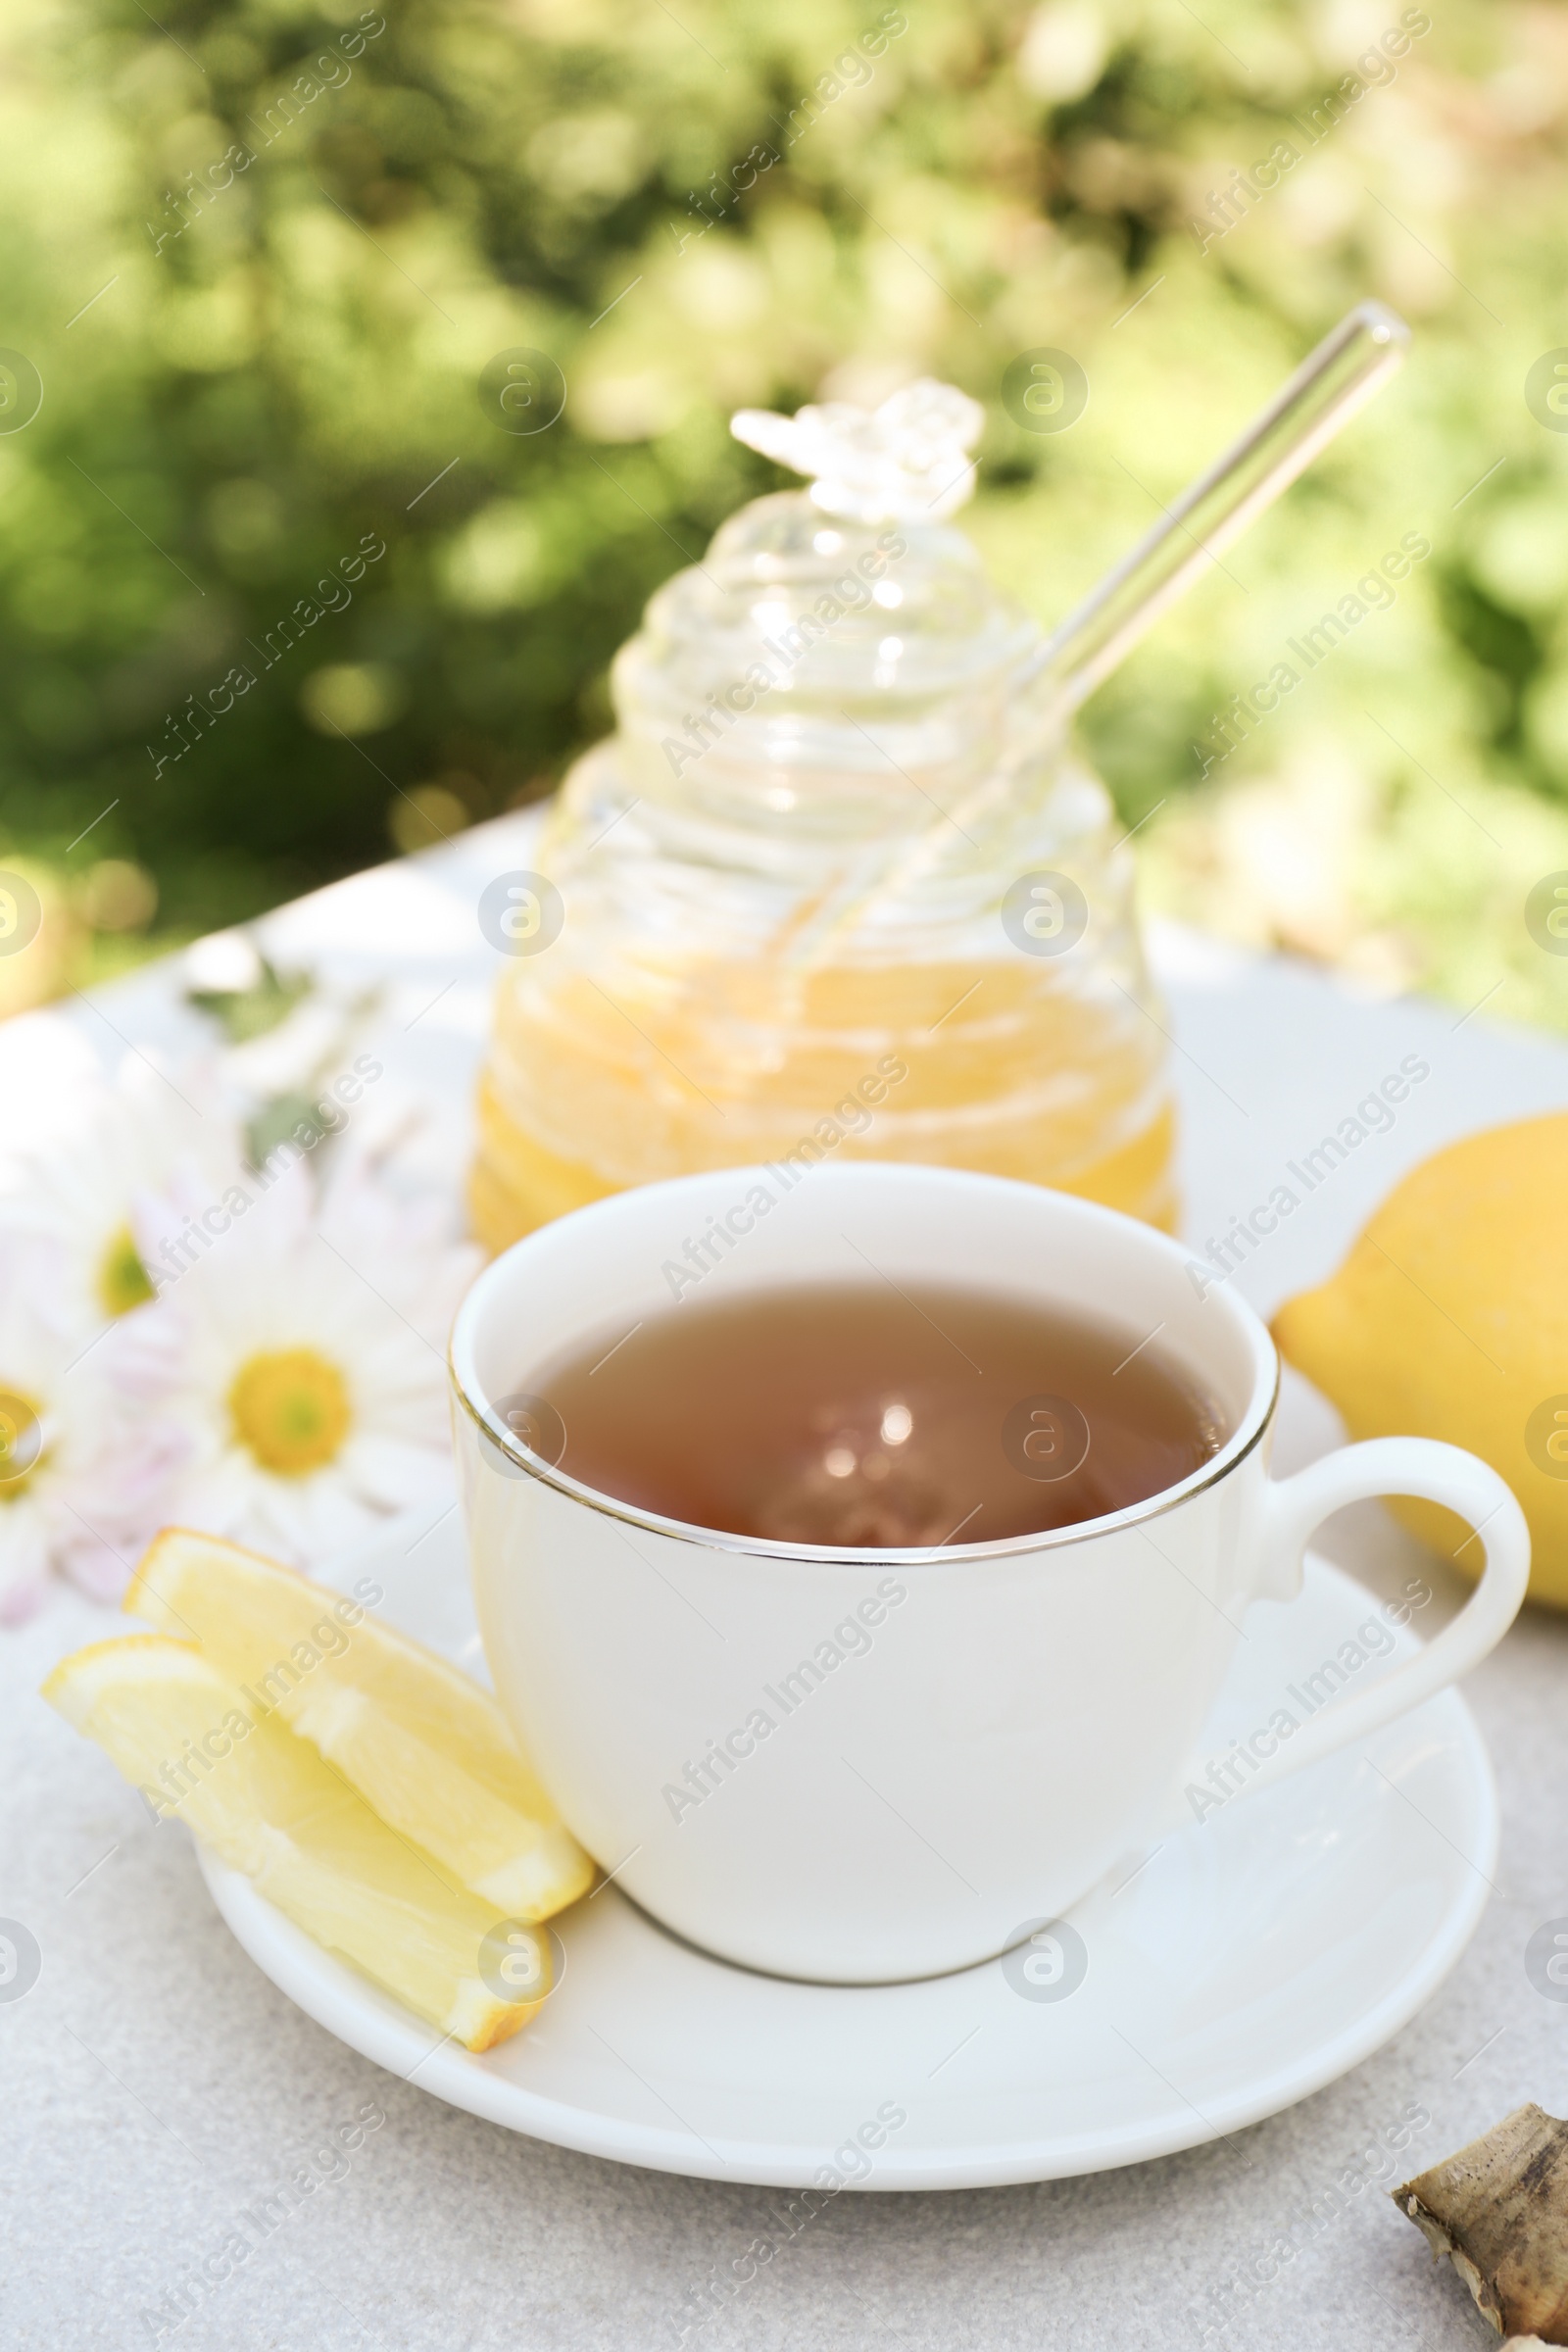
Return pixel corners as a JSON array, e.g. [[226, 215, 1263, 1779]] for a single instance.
[[113, 1150, 478, 1567], [0, 1236, 183, 1621], [1, 1054, 244, 1338]]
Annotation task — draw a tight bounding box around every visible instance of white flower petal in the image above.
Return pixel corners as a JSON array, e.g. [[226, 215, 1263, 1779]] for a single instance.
[[114, 1147, 470, 1571]]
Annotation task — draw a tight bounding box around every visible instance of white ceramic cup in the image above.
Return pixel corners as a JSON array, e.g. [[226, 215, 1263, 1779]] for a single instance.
[[450, 1163, 1529, 1985]]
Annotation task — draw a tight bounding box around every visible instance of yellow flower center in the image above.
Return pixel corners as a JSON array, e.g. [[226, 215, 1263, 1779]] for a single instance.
[[97, 1221, 156, 1318], [0, 1387, 47, 1498], [228, 1348, 351, 1476]]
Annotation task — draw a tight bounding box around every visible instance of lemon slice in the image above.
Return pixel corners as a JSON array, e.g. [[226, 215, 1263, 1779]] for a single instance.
[[125, 1528, 593, 1921], [43, 1636, 549, 2050]]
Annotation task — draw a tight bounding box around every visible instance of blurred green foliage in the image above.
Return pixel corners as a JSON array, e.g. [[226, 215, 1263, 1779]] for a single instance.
[[5, 0, 1568, 1023]]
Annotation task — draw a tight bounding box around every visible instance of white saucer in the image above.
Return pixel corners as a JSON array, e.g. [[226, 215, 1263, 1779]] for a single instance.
[[199, 1510, 1496, 2190]]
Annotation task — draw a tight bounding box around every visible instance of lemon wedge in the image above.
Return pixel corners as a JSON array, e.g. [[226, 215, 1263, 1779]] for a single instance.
[[43, 1636, 549, 2050], [124, 1528, 594, 1920]]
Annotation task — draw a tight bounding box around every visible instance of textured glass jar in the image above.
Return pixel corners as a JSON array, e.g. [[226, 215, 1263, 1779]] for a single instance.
[[469, 481, 1175, 1249]]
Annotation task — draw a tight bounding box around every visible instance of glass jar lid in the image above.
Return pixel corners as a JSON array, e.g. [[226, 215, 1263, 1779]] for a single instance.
[[611, 381, 1050, 787]]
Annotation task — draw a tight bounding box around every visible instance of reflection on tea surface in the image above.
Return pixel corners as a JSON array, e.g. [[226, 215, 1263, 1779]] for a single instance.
[[525, 1281, 1227, 1547]]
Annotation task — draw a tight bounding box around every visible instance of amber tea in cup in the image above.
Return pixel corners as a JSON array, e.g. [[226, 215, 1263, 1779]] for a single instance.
[[527, 1281, 1226, 1548]]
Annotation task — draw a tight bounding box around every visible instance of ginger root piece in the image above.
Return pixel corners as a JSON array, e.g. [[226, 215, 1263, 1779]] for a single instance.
[[1392, 2106, 1568, 2342]]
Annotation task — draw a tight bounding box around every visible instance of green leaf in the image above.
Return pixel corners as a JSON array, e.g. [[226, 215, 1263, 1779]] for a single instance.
[[187, 959, 313, 1044]]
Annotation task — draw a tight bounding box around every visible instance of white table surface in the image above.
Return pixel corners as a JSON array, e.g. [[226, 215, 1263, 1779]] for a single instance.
[[6, 810, 1568, 2352]]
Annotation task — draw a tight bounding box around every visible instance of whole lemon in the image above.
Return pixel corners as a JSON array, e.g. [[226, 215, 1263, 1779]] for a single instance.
[[1271, 1111, 1568, 1608]]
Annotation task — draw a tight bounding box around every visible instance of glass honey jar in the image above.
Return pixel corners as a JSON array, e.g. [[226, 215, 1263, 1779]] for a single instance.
[[469, 382, 1175, 1248]]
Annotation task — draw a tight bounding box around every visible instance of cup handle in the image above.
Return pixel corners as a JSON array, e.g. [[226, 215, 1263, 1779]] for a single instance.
[[1183, 1437, 1530, 1813]]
